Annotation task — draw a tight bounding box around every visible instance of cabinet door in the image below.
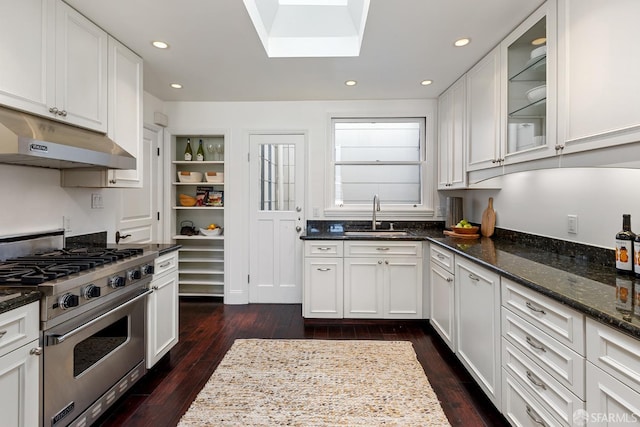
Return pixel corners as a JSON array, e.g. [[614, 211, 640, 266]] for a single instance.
[[0, 341, 40, 427], [344, 258, 383, 318], [558, 0, 640, 155], [467, 46, 502, 172], [384, 257, 422, 319], [438, 77, 466, 189], [55, 0, 108, 132], [107, 36, 144, 187], [0, 0, 54, 116], [304, 258, 343, 318], [586, 363, 640, 427], [455, 258, 502, 407], [430, 263, 455, 351], [146, 269, 179, 368]]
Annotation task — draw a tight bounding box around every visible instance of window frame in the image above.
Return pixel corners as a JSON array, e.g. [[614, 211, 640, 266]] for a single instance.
[[324, 116, 434, 218]]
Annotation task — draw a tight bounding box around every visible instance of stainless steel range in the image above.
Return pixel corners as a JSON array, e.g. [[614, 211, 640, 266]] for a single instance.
[[0, 230, 157, 427]]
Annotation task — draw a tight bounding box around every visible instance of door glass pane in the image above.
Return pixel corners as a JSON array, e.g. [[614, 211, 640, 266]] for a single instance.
[[74, 316, 127, 377], [259, 143, 295, 211]]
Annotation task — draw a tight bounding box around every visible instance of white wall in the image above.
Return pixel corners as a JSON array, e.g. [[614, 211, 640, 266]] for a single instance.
[[165, 99, 437, 303], [445, 167, 640, 249]]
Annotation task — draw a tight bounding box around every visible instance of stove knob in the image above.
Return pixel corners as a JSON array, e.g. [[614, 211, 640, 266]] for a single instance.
[[109, 276, 125, 288], [128, 269, 142, 281], [58, 293, 79, 310], [83, 285, 101, 299], [142, 264, 154, 275]]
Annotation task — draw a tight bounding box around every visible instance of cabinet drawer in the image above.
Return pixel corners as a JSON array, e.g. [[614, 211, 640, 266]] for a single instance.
[[345, 241, 421, 257], [586, 362, 640, 426], [502, 308, 585, 399], [586, 318, 640, 393], [305, 241, 344, 257], [502, 339, 584, 426], [502, 278, 585, 355], [502, 370, 566, 427], [430, 245, 454, 273], [0, 301, 39, 358], [154, 251, 178, 276]]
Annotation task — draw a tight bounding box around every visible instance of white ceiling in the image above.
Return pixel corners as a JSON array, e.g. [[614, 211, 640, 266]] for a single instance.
[[64, 0, 544, 103]]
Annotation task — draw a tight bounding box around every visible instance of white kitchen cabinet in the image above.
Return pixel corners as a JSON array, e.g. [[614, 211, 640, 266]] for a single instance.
[[501, 1, 558, 165], [303, 241, 344, 318], [0, 0, 108, 132], [61, 36, 144, 188], [146, 251, 179, 368], [437, 76, 467, 189], [585, 317, 640, 426], [172, 135, 226, 297], [429, 246, 455, 351], [0, 301, 41, 427], [557, 0, 640, 156], [455, 257, 502, 408], [343, 241, 422, 319], [466, 46, 502, 172]]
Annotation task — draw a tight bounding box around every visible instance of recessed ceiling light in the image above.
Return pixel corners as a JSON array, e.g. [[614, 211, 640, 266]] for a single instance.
[[420, 80, 433, 86], [531, 37, 547, 46], [152, 41, 169, 49], [170, 83, 183, 89], [454, 38, 470, 47], [345, 80, 357, 86]]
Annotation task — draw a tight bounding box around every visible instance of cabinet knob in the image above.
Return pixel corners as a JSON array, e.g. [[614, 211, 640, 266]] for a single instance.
[[58, 110, 67, 117], [49, 107, 58, 114], [384, 260, 389, 265], [30, 347, 43, 356], [378, 260, 383, 264], [446, 277, 453, 282]]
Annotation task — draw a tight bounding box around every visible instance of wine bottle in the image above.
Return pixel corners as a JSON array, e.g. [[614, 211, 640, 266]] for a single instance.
[[634, 230, 640, 278], [184, 138, 193, 161], [196, 139, 205, 161], [615, 214, 635, 274]]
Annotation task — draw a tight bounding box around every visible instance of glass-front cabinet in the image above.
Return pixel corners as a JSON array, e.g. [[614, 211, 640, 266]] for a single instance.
[[502, 1, 557, 164]]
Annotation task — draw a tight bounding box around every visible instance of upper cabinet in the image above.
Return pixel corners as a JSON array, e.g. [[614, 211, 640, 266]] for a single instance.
[[0, 0, 108, 132], [502, 2, 557, 164], [557, 0, 640, 155], [437, 77, 467, 189], [466, 46, 502, 172]]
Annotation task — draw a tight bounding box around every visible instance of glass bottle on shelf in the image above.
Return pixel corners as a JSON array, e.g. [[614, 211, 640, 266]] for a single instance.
[[184, 138, 193, 161], [196, 139, 205, 161]]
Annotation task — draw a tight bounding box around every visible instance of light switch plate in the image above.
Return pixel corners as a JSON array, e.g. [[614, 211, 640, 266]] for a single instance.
[[567, 214, 578, 234]]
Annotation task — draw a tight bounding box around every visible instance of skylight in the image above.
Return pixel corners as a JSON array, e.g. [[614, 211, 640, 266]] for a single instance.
[[243, 0, 370, 57]]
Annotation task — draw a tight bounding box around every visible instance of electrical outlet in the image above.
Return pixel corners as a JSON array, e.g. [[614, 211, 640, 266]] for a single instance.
[[567, 214, 578, 234], [91, 193, 103, 209], [313, 207, 320, 218]]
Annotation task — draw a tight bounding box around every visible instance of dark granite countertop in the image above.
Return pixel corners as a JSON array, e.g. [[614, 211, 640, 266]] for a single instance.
[[0, 290, 40, 315], [301, 222, 640, 340]]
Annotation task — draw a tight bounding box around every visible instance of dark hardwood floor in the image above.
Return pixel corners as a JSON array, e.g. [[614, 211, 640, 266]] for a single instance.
[[95, 298, 509, 427]]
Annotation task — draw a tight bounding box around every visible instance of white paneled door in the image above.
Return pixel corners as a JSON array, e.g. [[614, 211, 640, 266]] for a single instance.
[[249, 133, 306, 303], [116, 126, 161, 244]]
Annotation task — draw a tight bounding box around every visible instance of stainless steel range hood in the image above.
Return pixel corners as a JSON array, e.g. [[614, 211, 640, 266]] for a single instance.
[[0, 106, 135, 170]]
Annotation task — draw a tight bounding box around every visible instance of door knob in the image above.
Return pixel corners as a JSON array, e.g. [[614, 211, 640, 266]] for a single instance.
[[116, 231, 131, 244], [296, 206, 302, 212], [295, 226, 302, 232]]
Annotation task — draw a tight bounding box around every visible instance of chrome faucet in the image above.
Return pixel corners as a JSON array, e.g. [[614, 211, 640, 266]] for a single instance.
[[372, 194, 381, 230]]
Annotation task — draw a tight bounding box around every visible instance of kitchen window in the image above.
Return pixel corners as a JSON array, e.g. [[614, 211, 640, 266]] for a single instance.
[[327, 117, 431, 217]]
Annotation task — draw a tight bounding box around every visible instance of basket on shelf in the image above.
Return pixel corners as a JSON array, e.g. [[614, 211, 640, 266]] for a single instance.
[[179, 194, 197, 206]]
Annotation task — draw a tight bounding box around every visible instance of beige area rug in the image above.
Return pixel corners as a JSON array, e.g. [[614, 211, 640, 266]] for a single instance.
[[178, 339, 451, 426]]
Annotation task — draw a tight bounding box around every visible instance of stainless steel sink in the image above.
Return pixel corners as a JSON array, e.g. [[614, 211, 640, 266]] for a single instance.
[[344, 230, 410, 237]]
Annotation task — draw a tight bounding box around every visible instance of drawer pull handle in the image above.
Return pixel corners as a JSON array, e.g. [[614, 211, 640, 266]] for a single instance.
[[526, 370, 547, 389], [317, 268, 331, 272], [526, 336, 546, 352], [436, 254, 445, 260], [30, 347, 43, 356], [317, 247, 332, 251], [525, 405, 547, 426], [446, 277, 453, 282], [468, 273, 480, 282], [0, 330, 6, 338], [376, 247, 390, 251], [526, 301, 546, 315], [159, 261, 171, 268]]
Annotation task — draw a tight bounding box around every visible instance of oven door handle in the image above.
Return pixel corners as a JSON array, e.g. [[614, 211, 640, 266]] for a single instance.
[[46, 288, 153, 346]]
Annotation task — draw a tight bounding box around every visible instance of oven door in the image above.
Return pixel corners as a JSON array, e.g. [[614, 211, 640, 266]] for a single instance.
[[43, 287, 151, 427]]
